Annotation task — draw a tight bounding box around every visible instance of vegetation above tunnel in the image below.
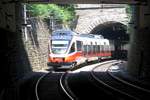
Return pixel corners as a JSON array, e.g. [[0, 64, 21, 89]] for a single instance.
[[26, 4, 76, 25]]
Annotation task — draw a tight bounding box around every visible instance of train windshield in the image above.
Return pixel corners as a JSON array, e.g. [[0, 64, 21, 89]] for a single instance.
[[51, 40, 70, 54]]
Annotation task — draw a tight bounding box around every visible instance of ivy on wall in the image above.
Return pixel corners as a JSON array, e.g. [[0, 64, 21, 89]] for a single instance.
[[26, 4, 76, 24]]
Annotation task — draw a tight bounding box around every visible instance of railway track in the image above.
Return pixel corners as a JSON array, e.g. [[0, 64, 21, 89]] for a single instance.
[[35, 72, 72, 100], [35, 60, 150, 100], [35, 60, 117, 100], [60, 60, 122, 100], [91, 60, 150, 100], [60, 72, 78, 100]]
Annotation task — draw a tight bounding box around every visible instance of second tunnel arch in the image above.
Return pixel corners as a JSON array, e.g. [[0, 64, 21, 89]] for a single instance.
[[90, 21, 129, 59]]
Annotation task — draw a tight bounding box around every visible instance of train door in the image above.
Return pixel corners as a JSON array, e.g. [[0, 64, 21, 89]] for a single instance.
[[76, 41, 82, 52]]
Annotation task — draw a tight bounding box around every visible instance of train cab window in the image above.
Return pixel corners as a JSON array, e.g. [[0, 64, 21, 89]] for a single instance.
[[77, 41, 82, 51], [51, 40, 70, 54], [69, 42, 75, 53]]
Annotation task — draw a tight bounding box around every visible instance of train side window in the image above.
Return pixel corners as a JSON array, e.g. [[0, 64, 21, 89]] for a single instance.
[[104, 45, 106, 52], [97, 45, 99, 52], [108, 45, 110, 52], [69, 43, 75, 53], [83, 45, 85, 52], [101, 45, 103, 52], [83, 45, 87, 55], [95, 42, 97, 53], [99, 45, 101, 52], [103, 42, 106, 52], [94, 45, 96, 53], [88, 45, 90, 54], [96, 43, 99, 53], [86, 45, 88, 54], [98, 45, 100, 53], [104, 45, 107, 52], [93, 45, 95, 54], [90, 42, 92, 54], [83, 45, 86, 52], [77, 41, 82, 51], [94, 45, 97, 53], [107, 45, 109, 52], [91, 45, 92, 53]]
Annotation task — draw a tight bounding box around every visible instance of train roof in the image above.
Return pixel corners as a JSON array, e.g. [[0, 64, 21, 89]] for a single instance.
[[52, 29, 78, 36], [79, 34, 104, 39], [51, 29, 104, 40]]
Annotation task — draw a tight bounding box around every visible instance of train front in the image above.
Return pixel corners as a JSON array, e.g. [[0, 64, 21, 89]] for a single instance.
[[47, 30, 76, 69]]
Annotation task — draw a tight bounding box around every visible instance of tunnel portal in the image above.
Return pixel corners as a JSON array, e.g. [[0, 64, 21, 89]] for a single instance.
[[90, 21, 129, 59]]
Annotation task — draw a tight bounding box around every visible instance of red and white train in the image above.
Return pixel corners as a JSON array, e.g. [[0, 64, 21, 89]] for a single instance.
[[47, 29, 112, 69]]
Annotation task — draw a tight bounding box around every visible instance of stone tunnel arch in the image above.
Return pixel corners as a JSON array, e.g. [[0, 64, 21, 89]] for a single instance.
[[90, 21, 128, 40], [74, 5, 129, 34], [90, 21, 129, 59]]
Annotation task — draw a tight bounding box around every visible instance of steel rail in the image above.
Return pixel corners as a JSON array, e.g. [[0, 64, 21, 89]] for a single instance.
[[91, 60, 139, 100]]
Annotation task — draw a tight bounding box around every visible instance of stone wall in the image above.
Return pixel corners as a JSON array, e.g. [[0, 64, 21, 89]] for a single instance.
[[75, 5, 128, 34], [127, 3, 150, 79], [23, 18, 50, 71], [0, 2, 32, 87]]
